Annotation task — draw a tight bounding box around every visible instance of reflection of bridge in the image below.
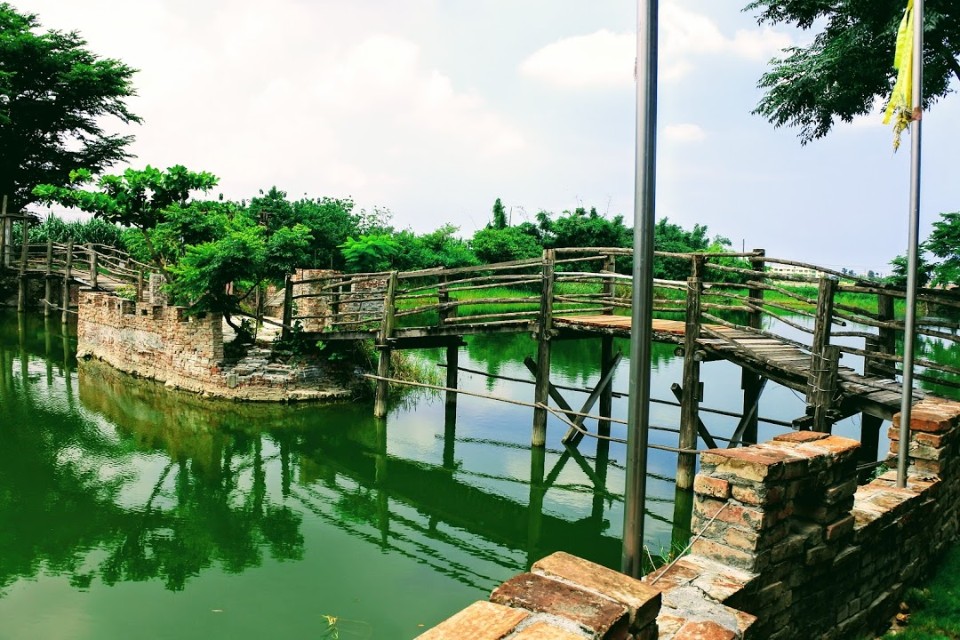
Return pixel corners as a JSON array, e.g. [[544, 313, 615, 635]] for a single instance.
[[269, 247, 960, 488], [7, 236, 960, 491]]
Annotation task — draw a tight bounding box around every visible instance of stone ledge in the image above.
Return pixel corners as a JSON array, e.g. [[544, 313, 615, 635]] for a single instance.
[[416, 601, 528, 640], [491, 572, 629, 639], [532, 551, 661, 629]]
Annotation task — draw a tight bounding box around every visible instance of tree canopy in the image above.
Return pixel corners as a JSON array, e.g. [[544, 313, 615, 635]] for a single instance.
[[747, 0, 960, 142], [0, 3, 140, 210]]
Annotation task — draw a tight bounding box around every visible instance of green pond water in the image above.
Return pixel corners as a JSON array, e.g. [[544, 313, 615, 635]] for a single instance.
[[0, 310, 891, 639]]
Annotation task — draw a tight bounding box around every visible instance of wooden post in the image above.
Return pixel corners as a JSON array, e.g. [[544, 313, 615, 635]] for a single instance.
[[677, 274, 702, 491], [532, 249, 556, 446], [0, 195, 8, 269], [281, 274, 294, 340], [859, 293, 895, 465], [598, 253, 617, 434], [741, 249, 766, 445], [807, 276, 838, 432], [810, 345, 840, 432], [373, 271, 399, 419], [438, 274, 459, 410], [87, 243, 98, 290], [44, 238, 53, 317], [17, 217, 28, 312], [61, 240, 73, 325]]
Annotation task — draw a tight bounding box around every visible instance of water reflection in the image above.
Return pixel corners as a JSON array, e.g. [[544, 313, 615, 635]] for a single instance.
[[1, 311, 652, 638]]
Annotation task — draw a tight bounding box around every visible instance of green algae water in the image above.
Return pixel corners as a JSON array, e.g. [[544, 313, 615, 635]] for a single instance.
[[0, 310, 888, 639]]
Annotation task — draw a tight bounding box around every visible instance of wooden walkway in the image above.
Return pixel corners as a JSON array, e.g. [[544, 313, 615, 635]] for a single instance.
[[556, 315, 920, 422]]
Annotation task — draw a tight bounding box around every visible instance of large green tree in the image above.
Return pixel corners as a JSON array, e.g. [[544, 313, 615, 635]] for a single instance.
[[0, 4, 140, 210], [748, 0, 960, 142]]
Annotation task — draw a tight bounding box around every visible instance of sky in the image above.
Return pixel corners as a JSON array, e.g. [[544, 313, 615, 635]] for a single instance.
[[17, 0, 960, 276]]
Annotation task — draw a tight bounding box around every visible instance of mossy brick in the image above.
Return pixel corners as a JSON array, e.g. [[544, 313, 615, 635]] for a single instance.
[[532, 552, 661, 629], [691, 538, 769, 572], [731, 482, 784, 506], [699, 448, 788, 482], [490, 573, 628, 639], [824, 514, 855, 542], [890, 439, 948, 461], [415, 601, 528, 640], [694, 496, 781, 532], [693, 475, 731, 500]]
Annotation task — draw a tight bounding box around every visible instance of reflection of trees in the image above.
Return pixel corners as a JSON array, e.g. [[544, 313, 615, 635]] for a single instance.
[[0, 326, 304, 594], [915, 334, 960, 400], [463, 333, 677, 388]]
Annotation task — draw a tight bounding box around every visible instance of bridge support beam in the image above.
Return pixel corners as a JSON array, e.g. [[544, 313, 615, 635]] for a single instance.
[[532, 250, 556, 447], [373, 271, 399, 419], [61, 240, 73, 326]]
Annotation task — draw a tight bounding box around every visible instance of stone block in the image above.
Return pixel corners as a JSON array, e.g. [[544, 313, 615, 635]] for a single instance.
[[700, 448, 788, 482], [773, 431, 830, 444], [509, 620, 587, 639], [416, 601, 527, 640], [894, 403, 959, 433], [731, 482, 784, 507], [672, 620, 737, 640], [694, 476, 731, 500], [532, 552, 661, 629], [490, 573, 628, 639], [824, 515, 855, 542]]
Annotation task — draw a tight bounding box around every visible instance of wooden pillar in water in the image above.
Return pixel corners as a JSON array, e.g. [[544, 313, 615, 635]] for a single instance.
[[439, 275, 459, 410], [43, 238, 53, 317], [373, 271, 398, 419], [741, 249, 765, 444], [526, 445, 546, 567], [677, 268, 703, 491], [0, 195, 9, 269], [599, 253, 617, 434], [860, 294, 896, 465], [532, 249, 556, 446], [16, 217, 29, 312], [61, 240, 73, 326]]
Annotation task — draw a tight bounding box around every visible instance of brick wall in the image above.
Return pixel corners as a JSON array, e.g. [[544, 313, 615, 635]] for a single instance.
[[420, 398, 960, 639], [77, 290, 351, 402], [651, 398, 960, 639]]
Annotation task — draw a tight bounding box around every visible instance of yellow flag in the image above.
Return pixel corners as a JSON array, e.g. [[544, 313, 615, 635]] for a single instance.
[[883, 0, 915, 151]]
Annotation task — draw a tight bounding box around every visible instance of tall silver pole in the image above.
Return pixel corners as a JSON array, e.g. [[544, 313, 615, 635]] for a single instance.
[[622, 0, 658, 577], [897, 0, 923, 488]]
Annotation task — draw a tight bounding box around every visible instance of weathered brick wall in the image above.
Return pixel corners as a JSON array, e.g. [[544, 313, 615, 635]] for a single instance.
[[291, 269, 338, 332], [77, 291, 352, 402], [78, 291, 223, 385], [651, 398, 960, 639]]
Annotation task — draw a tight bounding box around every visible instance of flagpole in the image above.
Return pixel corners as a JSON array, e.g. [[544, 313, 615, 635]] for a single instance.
[[897, 0, 923, 488], [622, 0, 658, 577]]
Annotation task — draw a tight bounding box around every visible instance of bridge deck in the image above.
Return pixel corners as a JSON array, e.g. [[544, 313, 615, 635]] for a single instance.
[[554, 314, 920, 421]]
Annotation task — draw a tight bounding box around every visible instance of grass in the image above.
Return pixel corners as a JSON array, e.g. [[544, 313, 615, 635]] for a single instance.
[[878, 545, 960, 639]]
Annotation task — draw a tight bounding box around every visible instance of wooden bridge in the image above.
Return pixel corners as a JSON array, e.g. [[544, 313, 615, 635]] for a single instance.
[[5, 221, 960, 488]]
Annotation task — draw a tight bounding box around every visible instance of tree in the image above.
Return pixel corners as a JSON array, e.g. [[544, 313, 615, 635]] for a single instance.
[[747, 0, 960, 143], [34, 166, 218, 270], [34, 166, 313, 317], [924, 211, 960, 286], [471, 224, 542, 264], [886, 253, 933, 287], [0, 4, 140, 210], [491, 198, 508, 230]]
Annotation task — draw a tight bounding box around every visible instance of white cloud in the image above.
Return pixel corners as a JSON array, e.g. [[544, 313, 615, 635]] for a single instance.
[[663, 123, 706, 142], [520, 4, 793, 89], [519, 29, 634, 90]]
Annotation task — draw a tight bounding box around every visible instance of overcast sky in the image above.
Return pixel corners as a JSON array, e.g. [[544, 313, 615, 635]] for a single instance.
[[18, 0, 960, 275]]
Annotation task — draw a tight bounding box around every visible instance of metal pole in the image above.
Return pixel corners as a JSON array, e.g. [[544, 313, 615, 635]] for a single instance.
[[897, 0, 923, 488], [622, 0, 658, 578]]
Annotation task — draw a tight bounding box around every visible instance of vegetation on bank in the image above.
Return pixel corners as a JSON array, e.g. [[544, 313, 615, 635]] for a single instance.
[[878, 545, 960, 639]]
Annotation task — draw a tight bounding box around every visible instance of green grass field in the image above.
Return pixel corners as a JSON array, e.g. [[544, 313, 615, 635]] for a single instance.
[[878, 545, 960, 639]]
